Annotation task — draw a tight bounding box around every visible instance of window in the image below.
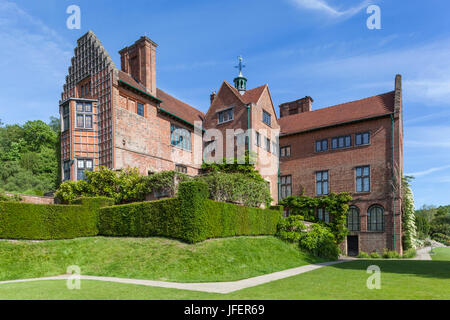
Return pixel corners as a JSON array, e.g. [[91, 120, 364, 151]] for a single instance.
[[63, 161, 71, 181], [272, 141, 278, 155], [315, 139, 328, 152], [171, 124, 192, 151], [62, 104, 70, 131], [76, 102, 93, 129], [137, 103, 144, 117], [316, 171, 329, 196], [280, 175, 292, 199], [347, 206, 360, 231], [218, 108, 234, 124], [175, 164, 187, 174], [331, 135, 352, 150], [77, 159, 93, 181], [356, 132, 370, 146], [263, 110, 271, 126], [256, 132, 261, 147], [280, 146, 291, 158], [265, 137, 271, 152], [368, 206, 385, 232], [356, 166, 370, 193], [317, 208, 330, 223]]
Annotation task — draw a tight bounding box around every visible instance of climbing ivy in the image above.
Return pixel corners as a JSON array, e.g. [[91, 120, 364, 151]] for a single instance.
[[280, 193, 352, 245]]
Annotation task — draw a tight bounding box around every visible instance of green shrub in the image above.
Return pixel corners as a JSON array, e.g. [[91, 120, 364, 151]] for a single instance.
[[203, 200, 281, 239], [0, 197, 112, 240], [197, 172, 272, 208], [98, 181, 281, 243], [98, 198, 183, 239], [357, 251, 370, 259], [402, 248, 417, 259], [370, 252, 381, 259], [276, 216, 307, 243], [298, 225, 339, 260], [0, 192, 22, 202], [382, 249, 401, 259]]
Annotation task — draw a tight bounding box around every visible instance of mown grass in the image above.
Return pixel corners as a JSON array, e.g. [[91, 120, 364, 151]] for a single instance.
[[431, 247, 450, 261], [0, 236, 324, 283], [1, 260, 449, 300]]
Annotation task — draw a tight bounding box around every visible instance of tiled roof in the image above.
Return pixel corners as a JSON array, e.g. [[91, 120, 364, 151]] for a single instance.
[[278, 91, 396, 135], [118, 70, 204, 126], [157, 88, 205, 125], [224, 81, 267, 104]]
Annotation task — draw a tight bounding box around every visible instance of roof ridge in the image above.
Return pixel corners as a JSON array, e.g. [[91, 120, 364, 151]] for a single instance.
[[280, 91, 395, 120], [157, 88, 205, 116]]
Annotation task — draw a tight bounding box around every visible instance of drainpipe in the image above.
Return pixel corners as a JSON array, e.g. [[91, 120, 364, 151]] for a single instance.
[[391, 114, 396, 252]]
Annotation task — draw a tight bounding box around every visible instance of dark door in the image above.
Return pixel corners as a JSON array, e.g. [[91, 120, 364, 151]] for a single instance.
[[347, 236, 359, 257]]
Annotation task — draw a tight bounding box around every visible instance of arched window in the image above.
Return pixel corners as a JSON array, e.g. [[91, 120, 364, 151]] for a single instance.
[[368, 205, 385, 231], [347, 206, 360, 231]]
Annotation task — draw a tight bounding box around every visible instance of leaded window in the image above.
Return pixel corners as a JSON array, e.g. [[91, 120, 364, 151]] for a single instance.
[[171, 124, 192, 151], [76, 102, 93, 129], [280, 175, 292, 199], [137, 103, 144, 117], [77, 159, 93, 181], [347, 206, 360, 231], [316, 171, 329, 196], [368, 206, 385, 232], [263, 110, 271, 126], [356, 132, 370, 146], [218, 108, 234, 124], [356, 166, 370, 193], [317, 208, 330, 223], [315, 139, 328, 152], [280, 146, 291, 158]]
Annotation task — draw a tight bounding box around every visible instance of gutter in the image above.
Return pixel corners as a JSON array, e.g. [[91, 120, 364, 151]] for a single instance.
[[118, 80, 163, 103]]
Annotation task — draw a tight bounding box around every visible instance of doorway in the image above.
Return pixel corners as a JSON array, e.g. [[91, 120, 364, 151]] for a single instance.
[[347, 236, 359, 257]]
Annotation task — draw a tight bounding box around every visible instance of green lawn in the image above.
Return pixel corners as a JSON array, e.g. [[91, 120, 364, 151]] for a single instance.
[[0, 236, 323, 283], [431, 247, 450, 261], [1, 260, 449, 300]]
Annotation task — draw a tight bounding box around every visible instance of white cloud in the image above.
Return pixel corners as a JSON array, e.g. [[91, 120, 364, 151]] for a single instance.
[[0, 0, 72, 123], [288, 0, 371, 18], [407, 165, 450, 177]]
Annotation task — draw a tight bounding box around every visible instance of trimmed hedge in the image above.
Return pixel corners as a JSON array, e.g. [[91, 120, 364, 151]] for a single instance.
[[98, 198, 182, 239], [0, 197, 113, 240], [98, 181, 282, 243]]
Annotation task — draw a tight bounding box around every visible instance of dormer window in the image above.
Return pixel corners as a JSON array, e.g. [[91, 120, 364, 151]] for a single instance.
[[218, 108, 234, 124]]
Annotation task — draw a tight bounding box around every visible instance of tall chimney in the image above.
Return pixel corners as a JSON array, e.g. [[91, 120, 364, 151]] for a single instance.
[[279, 96, 314, 118], [210, 91, 217, 105], [119, 36, 158, 96], [394, 74, 402, 113]]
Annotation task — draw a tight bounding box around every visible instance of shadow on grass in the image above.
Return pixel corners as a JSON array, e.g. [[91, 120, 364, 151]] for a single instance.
[[330, 260, 450, 280]]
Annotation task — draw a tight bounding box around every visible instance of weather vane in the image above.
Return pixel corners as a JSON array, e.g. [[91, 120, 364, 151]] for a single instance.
[[235, 56, 246, 75]]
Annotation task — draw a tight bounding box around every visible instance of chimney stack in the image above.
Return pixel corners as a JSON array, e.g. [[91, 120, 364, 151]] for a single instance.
[[210, 91, 217, 105], [394, 74, 402, 113], [279, 96, 314, 118], [119, 36, 158, 96]]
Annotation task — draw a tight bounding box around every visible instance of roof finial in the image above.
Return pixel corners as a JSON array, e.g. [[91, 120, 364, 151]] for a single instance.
[[234, 56, 247, 94], [235, 56, 246, 77]]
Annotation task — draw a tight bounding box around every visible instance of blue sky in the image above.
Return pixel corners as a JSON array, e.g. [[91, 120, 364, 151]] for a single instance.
[[0, 0, 449, 207]]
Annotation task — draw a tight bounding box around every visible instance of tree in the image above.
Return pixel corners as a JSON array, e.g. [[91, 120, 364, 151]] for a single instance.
[[402, 176, 420, 249]]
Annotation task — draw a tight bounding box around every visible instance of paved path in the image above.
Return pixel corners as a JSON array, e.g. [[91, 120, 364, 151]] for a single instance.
[[0, 260, 347, 294], [412, 247, 433, 261]]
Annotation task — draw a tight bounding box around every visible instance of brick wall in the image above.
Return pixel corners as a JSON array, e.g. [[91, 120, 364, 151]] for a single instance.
[[6, 193, 54, 205]]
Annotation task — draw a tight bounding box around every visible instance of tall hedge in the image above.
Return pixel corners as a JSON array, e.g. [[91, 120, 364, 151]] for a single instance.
[[0, 197, 113, 240], [98, 181, 282, 243]]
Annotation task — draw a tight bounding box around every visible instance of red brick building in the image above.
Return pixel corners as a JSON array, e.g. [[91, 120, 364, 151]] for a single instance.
[[278, 76, 404, 255], [60, 32, 404, 255]]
